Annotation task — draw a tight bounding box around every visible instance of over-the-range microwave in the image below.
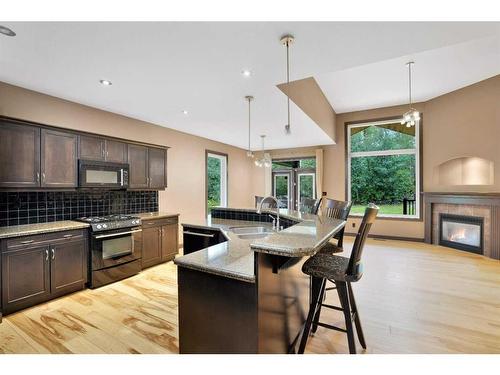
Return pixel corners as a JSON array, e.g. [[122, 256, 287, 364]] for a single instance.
[[78, 160, 129, 189]]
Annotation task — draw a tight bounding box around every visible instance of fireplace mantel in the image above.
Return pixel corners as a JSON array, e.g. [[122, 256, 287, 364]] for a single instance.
[[424, 192, 500, 260]]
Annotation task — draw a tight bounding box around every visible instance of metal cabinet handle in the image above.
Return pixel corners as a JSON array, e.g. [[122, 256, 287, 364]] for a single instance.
[[94, 229, 142, 239], [45, 249, 49, 261], [183, 231, 215, 238], [63, 234, 73, 238], [42, 172, 45, 182], [36, 172, 40, 183], [20, 240, 35, 244], [51, 248, 55, 260]]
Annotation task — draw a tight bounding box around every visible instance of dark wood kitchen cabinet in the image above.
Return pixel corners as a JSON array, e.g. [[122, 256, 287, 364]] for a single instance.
[[141, 216, 179, 269], [1, 229, 88, 315], [40, 128, 78, 188], [50, 237, 88, 298], [1, 244, 51, 314], [128, 144, 149, 188], [0, 121, 40, 188], [148, 147, 167, 189], [105, 139, 127, 163], [79, 135, 127, 164]]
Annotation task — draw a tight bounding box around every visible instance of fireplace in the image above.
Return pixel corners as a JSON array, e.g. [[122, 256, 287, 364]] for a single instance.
[[439, 213, 484, 254]]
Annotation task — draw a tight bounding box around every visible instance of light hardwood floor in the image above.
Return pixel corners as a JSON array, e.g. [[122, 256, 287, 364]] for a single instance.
[[1, 238, 499, 354]]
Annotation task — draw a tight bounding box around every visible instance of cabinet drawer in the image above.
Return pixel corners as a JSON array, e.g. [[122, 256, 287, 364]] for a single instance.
[[142, 217, 178, 227], [5, 229, 86, 252]]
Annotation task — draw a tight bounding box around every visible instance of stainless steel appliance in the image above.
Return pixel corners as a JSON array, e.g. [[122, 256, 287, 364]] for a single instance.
[[76, 214, 142, 288], [78, 160, 129, 189]]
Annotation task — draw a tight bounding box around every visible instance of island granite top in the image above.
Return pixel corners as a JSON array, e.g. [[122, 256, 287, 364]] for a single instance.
[[174, 208, 346, 283]]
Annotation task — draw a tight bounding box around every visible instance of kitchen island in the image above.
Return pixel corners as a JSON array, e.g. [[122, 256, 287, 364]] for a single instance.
[[174, 207, 346, 354]]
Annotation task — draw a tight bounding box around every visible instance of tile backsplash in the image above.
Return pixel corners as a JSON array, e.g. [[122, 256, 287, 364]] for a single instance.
[[0, 191, 158, 227]]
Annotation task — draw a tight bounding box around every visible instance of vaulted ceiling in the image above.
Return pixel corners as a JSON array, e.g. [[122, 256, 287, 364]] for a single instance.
[[0, 22, 498, 150]]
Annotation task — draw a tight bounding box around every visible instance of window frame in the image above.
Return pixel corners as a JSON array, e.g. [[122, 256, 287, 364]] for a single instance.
[[346, 117, 422, 220], [205, 150, 228, 217]]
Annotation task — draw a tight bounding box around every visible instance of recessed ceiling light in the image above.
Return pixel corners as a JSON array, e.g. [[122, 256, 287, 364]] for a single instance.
[[0, 25, 16, 37], [99, 79, 112, 86], [241, 69, 252, 77], [182, 110, 189, 115]]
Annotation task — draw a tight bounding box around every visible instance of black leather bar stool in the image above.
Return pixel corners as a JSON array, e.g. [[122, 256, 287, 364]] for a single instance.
[[298, 204, 379, 354], [300, 197, 322, 214]]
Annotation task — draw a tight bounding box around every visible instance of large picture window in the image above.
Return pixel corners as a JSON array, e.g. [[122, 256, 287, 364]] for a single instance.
[[347, 119, 420, 218], [206, 151, 228, 214]]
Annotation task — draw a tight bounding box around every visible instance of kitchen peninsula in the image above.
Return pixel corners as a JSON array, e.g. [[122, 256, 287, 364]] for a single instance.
[[174, 207, 346, 354]]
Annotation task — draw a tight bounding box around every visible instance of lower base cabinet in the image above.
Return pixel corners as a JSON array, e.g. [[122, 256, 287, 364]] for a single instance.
[[141, 216, 179, 269], [1, 229, 88, 315]]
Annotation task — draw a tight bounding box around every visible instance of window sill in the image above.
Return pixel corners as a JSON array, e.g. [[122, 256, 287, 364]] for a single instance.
[[348, 214, 423, 222]]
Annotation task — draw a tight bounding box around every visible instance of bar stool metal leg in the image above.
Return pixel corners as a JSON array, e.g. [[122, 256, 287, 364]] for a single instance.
[[336, 281, 356, 354], [347, 282, 366, 349], [298, 277, 326, 354]]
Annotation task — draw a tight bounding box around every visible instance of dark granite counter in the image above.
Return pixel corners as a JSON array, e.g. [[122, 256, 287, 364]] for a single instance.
[[0, 221, 90, 239], [174, 208, 345, 283]]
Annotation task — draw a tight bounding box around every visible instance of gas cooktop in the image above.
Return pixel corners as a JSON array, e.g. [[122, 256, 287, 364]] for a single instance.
[[75, 214, 141, 231]]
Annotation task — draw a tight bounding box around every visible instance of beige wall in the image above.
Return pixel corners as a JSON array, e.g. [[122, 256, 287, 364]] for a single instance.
[[0, 82, 256, 233], [262, 75, 500, 240]]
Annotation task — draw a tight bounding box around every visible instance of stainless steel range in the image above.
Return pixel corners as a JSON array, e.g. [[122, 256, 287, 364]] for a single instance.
[[76, 214, 143, 288]]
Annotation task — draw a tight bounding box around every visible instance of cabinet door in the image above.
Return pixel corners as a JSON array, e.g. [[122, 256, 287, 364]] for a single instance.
[[1, 245, 50, 314], [79, 135, 105, 161], [0, 121, 40, 188], [141, 226, 162, 269], [128, 144, 149, 188], [41, 129, 78, 188], [50, 239, 88, 298], [105, 140, 127, 163], [161, 224, 179, 261], [148, 147, 166, 189]]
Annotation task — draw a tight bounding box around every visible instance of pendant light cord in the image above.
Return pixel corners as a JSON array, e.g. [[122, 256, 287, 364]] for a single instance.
[[408, 62, 413, 108], [248, 98, 251, 152], [286, 40, 291, 128]]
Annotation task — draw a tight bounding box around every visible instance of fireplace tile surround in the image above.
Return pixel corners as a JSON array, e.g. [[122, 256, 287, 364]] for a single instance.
[[424, 193, 500, 260]]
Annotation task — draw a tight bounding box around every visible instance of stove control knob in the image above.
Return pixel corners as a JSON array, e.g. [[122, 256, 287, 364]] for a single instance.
[[96, 224, 102, 230], [102, 224, 108, 229], [133, 220, 139, 225]]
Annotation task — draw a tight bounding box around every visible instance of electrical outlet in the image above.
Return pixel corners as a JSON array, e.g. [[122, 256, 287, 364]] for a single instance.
[[352, 222, 356, 228]]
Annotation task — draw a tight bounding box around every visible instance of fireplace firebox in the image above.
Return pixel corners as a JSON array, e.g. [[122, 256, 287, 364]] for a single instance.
[[439, 213, 484, 254]]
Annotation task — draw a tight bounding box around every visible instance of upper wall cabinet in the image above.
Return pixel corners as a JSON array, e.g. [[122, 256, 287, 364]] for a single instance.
[[105, 140, 127, 163], [128, 145, 168, 189], [40, 129, 78, 188], [128, 144, 149, 189], [0, 117, 168, 190], [148, 147, 167, 189], [79, 136, 127, 164], [0, 121, 40, 188]]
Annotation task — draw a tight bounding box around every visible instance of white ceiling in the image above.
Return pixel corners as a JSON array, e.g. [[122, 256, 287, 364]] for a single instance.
[[0, 22, 499, 150]]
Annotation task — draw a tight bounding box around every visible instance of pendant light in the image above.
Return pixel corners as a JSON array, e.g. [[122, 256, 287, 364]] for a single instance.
[[254, 135, 272, 168], [280, 34, 294, 135], [401, 61, 420, 127], [245, 95, 254, 158]]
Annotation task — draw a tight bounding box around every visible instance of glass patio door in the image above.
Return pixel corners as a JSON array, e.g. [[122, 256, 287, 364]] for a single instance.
[[273, 172, 293, 209], [297, 172, 316, 210]]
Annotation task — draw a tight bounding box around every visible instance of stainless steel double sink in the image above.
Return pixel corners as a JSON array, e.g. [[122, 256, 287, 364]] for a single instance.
[[229, 226, 274, 239]]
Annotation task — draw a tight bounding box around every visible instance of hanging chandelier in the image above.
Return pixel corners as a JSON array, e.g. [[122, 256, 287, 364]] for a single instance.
[[245, 95, 254, 158], [254, 135, 272, 168], [280, 34, 294, 135], [401, 61, 420, 127]]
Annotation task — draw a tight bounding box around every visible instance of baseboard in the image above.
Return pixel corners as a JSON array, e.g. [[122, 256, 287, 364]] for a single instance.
[[345, 232, 425, 243]]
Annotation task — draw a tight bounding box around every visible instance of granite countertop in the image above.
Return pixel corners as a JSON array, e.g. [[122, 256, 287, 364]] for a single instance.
[[0, 221, 90, 239], [174, 208, 346, 283], [137, 212, 180, 220]]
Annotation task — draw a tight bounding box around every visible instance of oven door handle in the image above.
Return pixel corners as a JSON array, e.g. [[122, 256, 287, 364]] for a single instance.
[[94, 229, 142, 239]]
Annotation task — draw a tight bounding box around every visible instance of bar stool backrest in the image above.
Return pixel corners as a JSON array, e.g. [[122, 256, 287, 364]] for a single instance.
[[300, 197, 322, 214], [255, 196, 277, 209], [323, 198, 352, 220], [347, 203, 379, 277]]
